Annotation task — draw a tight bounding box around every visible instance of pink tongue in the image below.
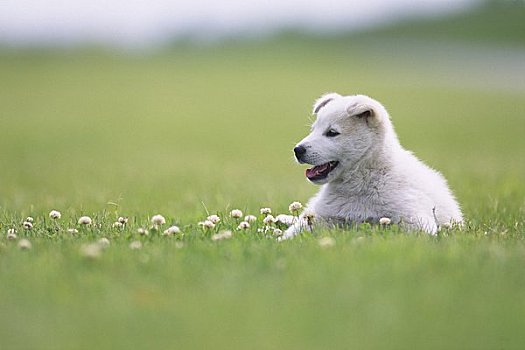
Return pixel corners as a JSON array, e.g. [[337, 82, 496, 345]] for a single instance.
[[306, 163, 330, 179]]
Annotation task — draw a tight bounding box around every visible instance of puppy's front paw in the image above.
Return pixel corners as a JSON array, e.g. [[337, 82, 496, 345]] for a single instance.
[[281, 226, 299, 240]]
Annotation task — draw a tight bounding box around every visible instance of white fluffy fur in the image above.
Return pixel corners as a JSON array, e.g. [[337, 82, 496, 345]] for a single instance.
[[283, 93, 463, 239]]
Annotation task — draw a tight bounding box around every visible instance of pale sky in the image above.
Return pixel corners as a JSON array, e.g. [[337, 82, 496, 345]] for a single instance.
[[0, 0, 479, 48]]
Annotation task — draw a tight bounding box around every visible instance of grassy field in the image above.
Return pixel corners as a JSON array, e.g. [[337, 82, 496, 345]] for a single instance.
[[1, 5, 525, 349]]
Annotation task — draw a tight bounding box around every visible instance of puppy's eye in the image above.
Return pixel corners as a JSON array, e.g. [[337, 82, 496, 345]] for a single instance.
[[325, 129, 340, 137]]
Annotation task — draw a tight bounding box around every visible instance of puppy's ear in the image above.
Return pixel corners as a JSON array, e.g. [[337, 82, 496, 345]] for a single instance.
[[312, 92, 341, 115], [347, 105, 379, 127], [355, 109, 373, 119]]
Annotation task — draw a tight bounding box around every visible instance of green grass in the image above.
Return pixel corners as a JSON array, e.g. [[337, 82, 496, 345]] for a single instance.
[[2, 222, 525, 349], [1, 9, 525, 349]]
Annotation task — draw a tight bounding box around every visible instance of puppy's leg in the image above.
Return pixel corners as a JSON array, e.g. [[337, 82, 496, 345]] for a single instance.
[[280, 216, 313, 240], [281, 222, 302, 240], [403, 215, 438, 235], [420, 214, 439, 235]]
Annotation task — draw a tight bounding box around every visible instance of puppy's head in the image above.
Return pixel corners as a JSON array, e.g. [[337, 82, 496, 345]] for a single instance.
[[294, 93, 391, 184]]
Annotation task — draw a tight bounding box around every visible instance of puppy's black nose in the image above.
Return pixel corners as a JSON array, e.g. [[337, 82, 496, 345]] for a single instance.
[[294, 145, 307, 159]]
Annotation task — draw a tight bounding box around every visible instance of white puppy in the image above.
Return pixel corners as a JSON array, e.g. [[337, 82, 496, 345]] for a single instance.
[[284, 93, 463, 239]]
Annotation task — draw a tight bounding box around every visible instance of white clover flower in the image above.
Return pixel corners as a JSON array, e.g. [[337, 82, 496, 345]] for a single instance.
[[211, 230, 232, 241], [163, 225, 181, 236], [137, 228, 149, 236], [78, 216, 92, 225], [117, 216, 128, 224], [22, 221, 33, 230], [18, 238, 32, 250], [67, 228, 79, 235], [260, 208, 272, 216], [80, 243, 102, 259], [288, 201, 303, 214], [112, 221, 124, 229], [207, 214, 221, 224], [303, 210, 316, 226], [25, 217, 34, 223], [7, 229, 17, 240], [237, 221, 250, 230], [97, 237, 111, 248], [275, 214, 295, 226], [318, 237, 336, 248], [244, 215, 257, 223], [379, 217, 392, 226], [151, 214, 166, 226], [49, 210, 61, 220], [129, 240, 143, 250], [257, 226, 273, 234], [273, 228, 283, 237], [263, 215, 276, 225], [200, 220, 215, 230], [230, 209, 243, 219]]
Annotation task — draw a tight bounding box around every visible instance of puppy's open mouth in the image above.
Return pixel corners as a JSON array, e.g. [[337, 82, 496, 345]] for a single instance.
[[305, 161, 339, 181]]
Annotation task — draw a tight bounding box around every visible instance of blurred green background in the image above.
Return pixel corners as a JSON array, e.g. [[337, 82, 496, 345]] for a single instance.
[[1, 2, 525, 350]]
